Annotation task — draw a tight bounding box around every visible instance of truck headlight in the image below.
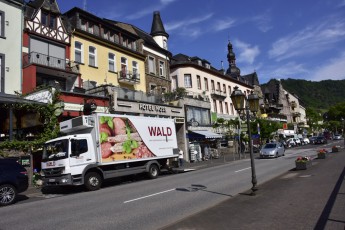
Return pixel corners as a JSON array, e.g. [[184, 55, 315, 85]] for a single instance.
[[61, 178, 69, 184]]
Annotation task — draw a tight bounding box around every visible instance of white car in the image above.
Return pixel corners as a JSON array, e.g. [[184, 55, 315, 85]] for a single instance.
[[302, 138, 310, 144], [293, 138, 301, 146], [286, 138, 296, 147], [260, 142, 285, 158]]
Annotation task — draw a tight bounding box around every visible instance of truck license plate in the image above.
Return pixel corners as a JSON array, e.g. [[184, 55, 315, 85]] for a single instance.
[[49, 179, 56, 182]]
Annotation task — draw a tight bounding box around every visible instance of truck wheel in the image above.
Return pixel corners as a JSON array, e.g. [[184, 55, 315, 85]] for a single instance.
[[0, 184, 17, 206], [147, 164, 159, 179], [84, 172, 102, 191]]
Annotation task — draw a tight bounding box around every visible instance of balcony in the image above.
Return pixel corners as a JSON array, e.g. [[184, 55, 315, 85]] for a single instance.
[[118, 70, 140, 85], [23, 52, 79, 74], [267, 113, 288, 122], [210, 89, 227, 99]]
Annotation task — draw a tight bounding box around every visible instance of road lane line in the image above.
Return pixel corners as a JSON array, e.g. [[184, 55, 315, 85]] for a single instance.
[[124, 188, 176, 203], [235, 167, 251, 173]]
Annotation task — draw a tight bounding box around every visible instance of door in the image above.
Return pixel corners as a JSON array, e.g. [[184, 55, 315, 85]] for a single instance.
[[69, 137, 95, 169]]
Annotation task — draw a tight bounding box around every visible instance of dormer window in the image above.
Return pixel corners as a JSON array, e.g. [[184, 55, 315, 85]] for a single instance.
[[41, 11, 56, 29], [197, 60, 202, 66], [205, 63, 210, 69]]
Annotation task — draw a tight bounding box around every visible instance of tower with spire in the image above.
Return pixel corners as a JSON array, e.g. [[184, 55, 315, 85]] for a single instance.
[[150, 11, 169, 50], [226, 40, 241, 79]]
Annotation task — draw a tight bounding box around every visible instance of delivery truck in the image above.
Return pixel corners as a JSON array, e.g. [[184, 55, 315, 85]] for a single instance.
[[41, 113, 179, 191]]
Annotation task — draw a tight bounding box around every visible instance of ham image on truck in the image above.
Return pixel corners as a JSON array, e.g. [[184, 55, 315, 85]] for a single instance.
[[40, 114, 179, 191]]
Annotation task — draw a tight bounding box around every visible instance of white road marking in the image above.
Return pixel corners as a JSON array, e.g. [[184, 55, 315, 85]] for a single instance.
[[235, 167, 251, 173], [124, 188, 176, 203]]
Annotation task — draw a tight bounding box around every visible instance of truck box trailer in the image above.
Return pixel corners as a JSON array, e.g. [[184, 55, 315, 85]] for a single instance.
[[41, 113, 178, 191]]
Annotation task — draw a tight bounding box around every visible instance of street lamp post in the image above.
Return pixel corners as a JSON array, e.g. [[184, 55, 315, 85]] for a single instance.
[[341, 117, 344, 146], [231, 86, 259, 195]]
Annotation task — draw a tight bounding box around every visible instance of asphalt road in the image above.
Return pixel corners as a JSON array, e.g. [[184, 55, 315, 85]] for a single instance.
[[0, 140, 342, 230]]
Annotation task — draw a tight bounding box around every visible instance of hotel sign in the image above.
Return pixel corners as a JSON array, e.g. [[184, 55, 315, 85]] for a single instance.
[[139, 103, 166, 113]]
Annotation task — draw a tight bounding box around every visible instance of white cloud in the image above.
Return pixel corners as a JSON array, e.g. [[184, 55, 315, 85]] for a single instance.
[[233, 39, 260, 65], [258, 62, 309, 83], [252, 11, 273, 33], [213, 18, 236, 31], [309, 52, 345, 81], [125, 0, 178, 20], [165, 13, 213, 32], [269, 16, 345, 61], [338, 0, 345, 7]]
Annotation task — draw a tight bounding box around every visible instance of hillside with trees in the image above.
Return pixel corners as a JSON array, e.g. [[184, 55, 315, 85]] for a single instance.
[[279, 78, 345, 110]]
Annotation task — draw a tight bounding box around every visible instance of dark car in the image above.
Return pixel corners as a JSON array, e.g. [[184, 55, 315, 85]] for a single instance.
[[314, 136, 327, 144], [0, 159, 29, 206]]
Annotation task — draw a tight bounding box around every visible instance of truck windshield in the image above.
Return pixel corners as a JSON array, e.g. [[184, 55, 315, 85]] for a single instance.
[[42, 139, 69, 162]]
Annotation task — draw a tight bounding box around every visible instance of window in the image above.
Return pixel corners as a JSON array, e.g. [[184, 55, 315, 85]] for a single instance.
[[103, 28, 109, 40], [217, 82, 221, 91], [225, 102, 229, 114], [159, 61, 165, 77], [132, 61, 138, 79], [81, 19, 87, 31], [184, 74, 192, 88], [115, 34, 119, 43], [41, 11, 56, 29], [213, 100, 217, 112], [88, 46, 96, 67], [120, 57, 127, 77], [211, 80, 215, 90], [74, 41, 83, 63], [0, 11, 4, 37], [186, 106, 211, 126], [148, 56, 155, 74], [88, 22, 94, 34], [163, 39, 167, 49], [219, 101, 223, 114], [197, 75, 201, 89], [204, 78, 209, 91], [0, 54, 4, 92], [230, 103, 234, 115], [223, 84, 226, 94], [108, 53, 116, 72], [228, 86, 232, 96]]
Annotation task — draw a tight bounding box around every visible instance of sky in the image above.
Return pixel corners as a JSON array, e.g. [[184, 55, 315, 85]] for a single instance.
[[57, 0, 345, 84]]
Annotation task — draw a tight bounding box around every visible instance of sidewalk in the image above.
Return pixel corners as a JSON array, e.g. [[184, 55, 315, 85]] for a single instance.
[[161, 147, 345, 230]]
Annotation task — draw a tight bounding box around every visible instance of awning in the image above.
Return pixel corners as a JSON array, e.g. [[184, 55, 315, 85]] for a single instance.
[[188, 130, 223, 139]]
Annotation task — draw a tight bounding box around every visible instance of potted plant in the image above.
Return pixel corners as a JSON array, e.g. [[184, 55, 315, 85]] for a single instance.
[[331, 146, 339, 152], [295, 156, 312, 170], [317, 149, 327, 159]]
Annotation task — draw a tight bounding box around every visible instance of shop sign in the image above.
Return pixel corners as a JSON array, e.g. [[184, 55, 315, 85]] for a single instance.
[[139, 103, 166, 113]]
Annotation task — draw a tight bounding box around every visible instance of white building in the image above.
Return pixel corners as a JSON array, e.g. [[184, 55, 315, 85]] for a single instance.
[[0, 0, 23, 94]]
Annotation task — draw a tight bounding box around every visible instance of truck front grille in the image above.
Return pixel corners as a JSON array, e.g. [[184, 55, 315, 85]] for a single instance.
[[43, 167, 64, 176]]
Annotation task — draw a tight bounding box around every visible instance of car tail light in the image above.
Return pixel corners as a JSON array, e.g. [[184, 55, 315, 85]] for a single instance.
[[20, 171, 28, 176]]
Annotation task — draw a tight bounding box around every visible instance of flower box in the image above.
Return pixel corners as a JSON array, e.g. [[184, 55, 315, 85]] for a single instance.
[[295, 156, 312, 170], [295, 160, 312, 170], [332, 146, 338, 152]]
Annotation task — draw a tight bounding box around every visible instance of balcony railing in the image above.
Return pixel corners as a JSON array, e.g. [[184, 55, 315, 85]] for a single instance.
[[118, 70, 140, 85], [292, 112, 301, 117], [267, 113, 288, 122], [23, 52, 79, 74], [210, 89, 227, 99]]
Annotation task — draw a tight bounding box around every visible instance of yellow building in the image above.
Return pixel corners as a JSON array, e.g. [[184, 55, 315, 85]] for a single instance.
[[64, 8, 146, 92]]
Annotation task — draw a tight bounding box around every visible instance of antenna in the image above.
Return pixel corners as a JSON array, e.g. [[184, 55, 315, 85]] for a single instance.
[[83, 0, 87, 11]]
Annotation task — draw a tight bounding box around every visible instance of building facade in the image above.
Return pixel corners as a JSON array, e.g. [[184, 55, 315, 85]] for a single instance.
[[0, 0, 24, 94]]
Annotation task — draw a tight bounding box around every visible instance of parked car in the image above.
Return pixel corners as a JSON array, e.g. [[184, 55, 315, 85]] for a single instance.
[[0, 159, 29, 206], [314, 136, 327, 144], [260, 142, 285, 158], [333, 134, 343, 140], [309, 136, 318, 144], [302, 137, 310, 144], [293, 138, 302, 146], [286, 138, 296, 148]]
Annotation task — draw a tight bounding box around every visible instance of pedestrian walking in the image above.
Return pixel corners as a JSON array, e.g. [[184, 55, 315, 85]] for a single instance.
[[178, 149, 184, 167]]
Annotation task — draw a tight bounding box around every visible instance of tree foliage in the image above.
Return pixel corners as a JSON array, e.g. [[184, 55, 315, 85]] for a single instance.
[[280, 79, 345, 110], [0, 88, 61, 154]]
